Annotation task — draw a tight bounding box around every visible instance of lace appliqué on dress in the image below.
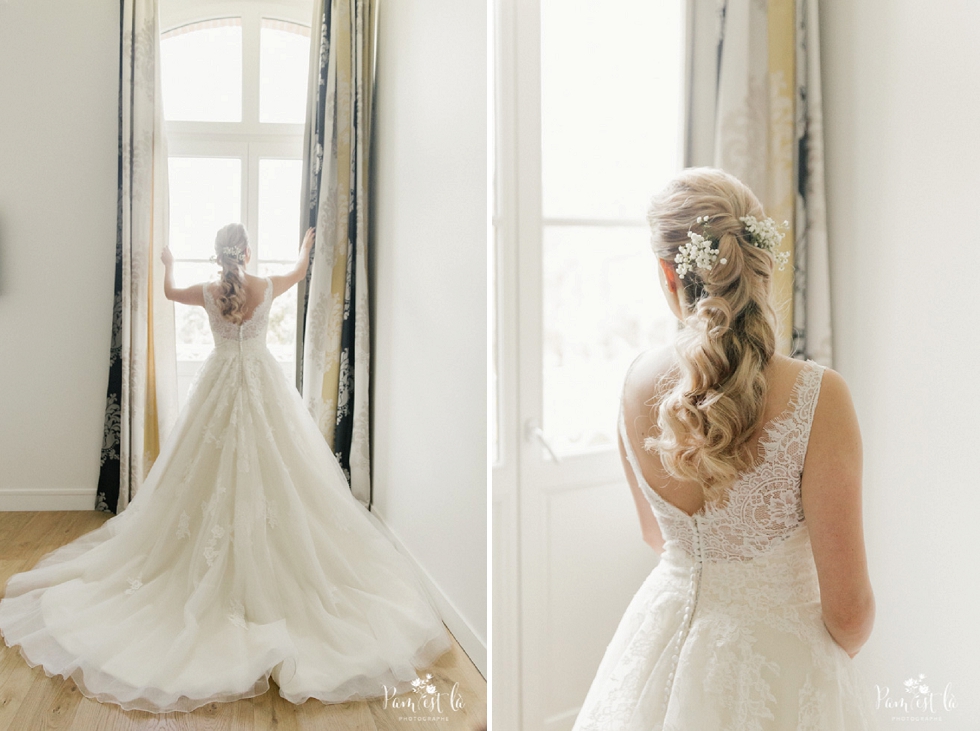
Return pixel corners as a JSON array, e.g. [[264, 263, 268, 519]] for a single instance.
[[176, 511, 190, 539], [203, 524, 227, 567], [261, 497, 280, 529], [228, 599, 247, 629]]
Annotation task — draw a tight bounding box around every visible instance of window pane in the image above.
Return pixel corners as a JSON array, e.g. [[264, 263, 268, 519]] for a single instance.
[[540, 0, 684, 220], [260, 19, 312, 123], [258, 262, 297, 380], [542, 226, 676, 456], [258, 158, 304, 261], [168, 157, 242, 260], [161, 18, 243, 122]]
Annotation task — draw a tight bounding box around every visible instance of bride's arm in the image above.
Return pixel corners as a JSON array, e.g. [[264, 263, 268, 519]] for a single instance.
[[618, 430, 665, 554], [801, 368, 876, 659], [620, 350, 670, 555], [269, 227, 315, 298], [161, 245, 205, 306]]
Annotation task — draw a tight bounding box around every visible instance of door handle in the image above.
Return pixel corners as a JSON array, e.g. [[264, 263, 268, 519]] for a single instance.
[[525, 420, 562, 464]]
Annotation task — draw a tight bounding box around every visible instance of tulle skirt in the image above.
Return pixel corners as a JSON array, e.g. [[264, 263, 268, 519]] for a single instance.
[[0, 339, 453, 713]]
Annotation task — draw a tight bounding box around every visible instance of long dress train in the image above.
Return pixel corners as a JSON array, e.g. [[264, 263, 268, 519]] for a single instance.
[[0, 276, 453, 713]]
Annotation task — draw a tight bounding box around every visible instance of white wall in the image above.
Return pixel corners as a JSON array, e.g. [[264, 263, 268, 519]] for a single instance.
[[369, 0, 488, 676], [821, 1, 979, 727], [0, 0, 119, 510]]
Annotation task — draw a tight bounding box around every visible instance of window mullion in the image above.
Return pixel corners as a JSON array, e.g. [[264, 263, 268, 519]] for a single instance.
[[242, 6, 261, 132], [247, 143, 260, 272]]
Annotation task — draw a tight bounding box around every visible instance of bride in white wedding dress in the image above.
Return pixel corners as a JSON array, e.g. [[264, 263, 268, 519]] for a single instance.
[[571, 168, 880, 730], [0, 223, 452, 713]]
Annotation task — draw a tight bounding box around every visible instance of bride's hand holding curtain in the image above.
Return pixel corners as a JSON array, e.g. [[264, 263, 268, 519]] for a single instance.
[[301, 227, 315, 256]]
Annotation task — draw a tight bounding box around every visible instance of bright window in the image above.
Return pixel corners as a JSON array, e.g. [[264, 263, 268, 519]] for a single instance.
[[161, 18, 243, 122], [539, 0, 685, 456], [260, 19, 311, 123], [161, 5, 312, 407]]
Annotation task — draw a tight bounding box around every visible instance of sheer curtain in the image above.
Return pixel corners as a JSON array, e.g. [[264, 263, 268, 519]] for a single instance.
[[97, 0, 178, 513], [686, 0, 832, 365], [295, 0, 376, 507]]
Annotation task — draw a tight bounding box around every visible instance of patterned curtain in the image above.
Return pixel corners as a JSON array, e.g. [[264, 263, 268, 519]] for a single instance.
[[685, 0, 832, 365], [295, 0, 376, 507], [97, 0, 178, 513]]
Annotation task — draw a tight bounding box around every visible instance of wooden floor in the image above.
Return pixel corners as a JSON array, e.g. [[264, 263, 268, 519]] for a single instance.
[[0, 511, 487, 731]]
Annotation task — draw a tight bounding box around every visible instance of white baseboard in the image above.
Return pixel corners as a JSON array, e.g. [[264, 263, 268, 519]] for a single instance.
[[0, 488, 96, 511], [368, 507, 487, 679]]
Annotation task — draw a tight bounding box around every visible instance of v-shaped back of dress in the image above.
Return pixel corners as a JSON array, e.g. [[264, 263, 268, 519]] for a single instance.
[[620, 359, 826, 562], [203, 277, 274, 344]]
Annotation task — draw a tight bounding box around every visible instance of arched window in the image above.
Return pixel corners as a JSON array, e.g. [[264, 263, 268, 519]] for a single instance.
[[160, 0, 312, 405]]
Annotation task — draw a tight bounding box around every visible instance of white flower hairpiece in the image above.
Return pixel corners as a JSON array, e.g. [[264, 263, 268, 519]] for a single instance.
[[739, 215, 791, 270], [216, 245, 245, 262], [675, 216, 723, 279], [674, 214, 790, 279]]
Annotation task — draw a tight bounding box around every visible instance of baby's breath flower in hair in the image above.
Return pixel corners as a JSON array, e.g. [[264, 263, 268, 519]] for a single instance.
[[676, 216, 725, 279], [739, 215, 791, 270], [218, 245, 245, 262], [675, 213, 791, 279]]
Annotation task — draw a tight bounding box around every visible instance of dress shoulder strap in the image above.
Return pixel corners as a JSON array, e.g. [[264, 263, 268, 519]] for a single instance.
[[772, 359, 827, 473], [202, 279, 215, 308], [794, 360, 826, 438], [617, 351, 659, 491], [617, 399, 647, 490]]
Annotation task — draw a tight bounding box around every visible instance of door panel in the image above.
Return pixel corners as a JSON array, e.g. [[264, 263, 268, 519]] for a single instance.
[[494, 0, 687, 726]]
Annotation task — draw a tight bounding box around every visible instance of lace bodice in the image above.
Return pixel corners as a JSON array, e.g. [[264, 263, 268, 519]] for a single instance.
[[620, 360, 825, 562], [203, 277, 274, 344]]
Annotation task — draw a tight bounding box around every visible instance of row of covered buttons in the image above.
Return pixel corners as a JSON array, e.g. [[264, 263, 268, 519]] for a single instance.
[[663, 514, 704, 707]]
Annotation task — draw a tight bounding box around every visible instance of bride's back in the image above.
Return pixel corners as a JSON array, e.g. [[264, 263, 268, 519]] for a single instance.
[[206, 274, 271, 324], [203, 275, 274, 346], [619, 342, 874, 657], [622, 349, 810, 517]]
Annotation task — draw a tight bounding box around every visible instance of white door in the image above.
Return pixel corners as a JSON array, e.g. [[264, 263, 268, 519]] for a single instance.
[[493, 1, 689, 728]]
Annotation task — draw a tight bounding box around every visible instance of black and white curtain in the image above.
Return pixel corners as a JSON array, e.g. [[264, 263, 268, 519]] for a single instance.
[[97, 0, 178, 513], [295, 0, 376, 507]]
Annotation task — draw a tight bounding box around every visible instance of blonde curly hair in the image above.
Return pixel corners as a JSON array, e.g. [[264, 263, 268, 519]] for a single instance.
[[213, 223, 249, 325], [644, 167, 780, 502]]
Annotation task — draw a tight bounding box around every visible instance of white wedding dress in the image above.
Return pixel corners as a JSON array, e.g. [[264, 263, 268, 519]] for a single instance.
[[0, 276, 453, 713], [572, 360, 880, 730]]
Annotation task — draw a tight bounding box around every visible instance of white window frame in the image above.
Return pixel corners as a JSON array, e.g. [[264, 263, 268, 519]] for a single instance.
[[161, 0, 313, 394], [492, 0, 688, 727], [490, 0, 521, 726]]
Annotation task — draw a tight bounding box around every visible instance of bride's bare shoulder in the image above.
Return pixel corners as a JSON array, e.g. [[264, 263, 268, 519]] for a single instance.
[[768, 354, 847, 397], [622, 347, 678, 422]]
